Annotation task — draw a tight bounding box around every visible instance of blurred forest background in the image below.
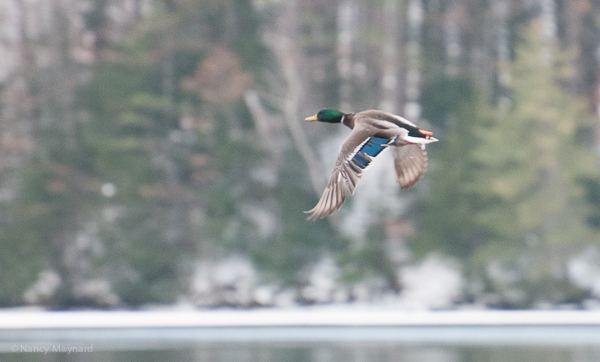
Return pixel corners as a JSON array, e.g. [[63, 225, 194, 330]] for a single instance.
[[2, 0, 600, 310]]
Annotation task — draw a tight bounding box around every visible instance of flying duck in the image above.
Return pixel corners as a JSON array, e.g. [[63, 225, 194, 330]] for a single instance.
[[304, 109, 438, 221]]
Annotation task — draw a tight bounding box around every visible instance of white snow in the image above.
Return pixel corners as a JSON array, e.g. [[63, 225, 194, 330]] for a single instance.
[[190, 256, 258, 306], [23, 270, 61, 304], [397, 254, 463, 309], [2, 308, 600, 329], [568, 247, 600, 298], [301, 257, 339, 303]]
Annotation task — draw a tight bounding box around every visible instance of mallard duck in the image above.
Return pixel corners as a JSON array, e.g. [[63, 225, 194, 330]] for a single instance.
[[304, 109, 438, 221]]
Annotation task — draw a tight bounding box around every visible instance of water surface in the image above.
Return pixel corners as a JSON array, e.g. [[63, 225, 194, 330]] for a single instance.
[[1, 325, 600, 362]]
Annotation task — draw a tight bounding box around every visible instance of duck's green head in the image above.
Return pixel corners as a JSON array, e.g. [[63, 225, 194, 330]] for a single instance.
[[305, 109, 344, 123]]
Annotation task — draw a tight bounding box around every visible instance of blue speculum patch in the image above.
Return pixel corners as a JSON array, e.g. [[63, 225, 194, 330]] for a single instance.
[[350, 136, 391, 169], [361, 137, 390, 157], [352, 154, 370, 168]]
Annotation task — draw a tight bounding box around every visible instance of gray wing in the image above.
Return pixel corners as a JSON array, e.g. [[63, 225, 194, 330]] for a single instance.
[[304, 128, 374, 221], [393, 144, 428, 189]]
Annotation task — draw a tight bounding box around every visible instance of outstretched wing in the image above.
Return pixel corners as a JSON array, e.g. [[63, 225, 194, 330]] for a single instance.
[[393, 144, 428, 189], [305, 132, 395, 221]]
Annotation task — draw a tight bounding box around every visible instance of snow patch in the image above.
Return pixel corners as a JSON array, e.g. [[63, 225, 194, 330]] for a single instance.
[[23, 270, 61, 305], [73, 278, 120, 306], [568, 247, 600, 298], [301, 257, 339, 303], [398, 255, 463, 309], [190, 256, 261, 307]]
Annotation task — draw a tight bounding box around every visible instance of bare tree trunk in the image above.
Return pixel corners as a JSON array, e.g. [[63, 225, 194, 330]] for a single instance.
[[593, 3, 600, 154], [444, 1, 461, 77], [93, 0, 111, 60], [404, 0, 422, 121], [494, 0, 511, 110], [379, 0, 401, 113], [337, 0, 355, 111], [0, 0, 36, 202], [539, 0, 556, 64], [244, 90, 285, 166], [54, 3, 77, 151], [263, 0, 324, 195]]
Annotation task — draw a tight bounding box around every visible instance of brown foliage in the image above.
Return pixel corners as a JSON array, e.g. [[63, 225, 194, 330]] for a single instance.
[[181, 45, 252, 104]]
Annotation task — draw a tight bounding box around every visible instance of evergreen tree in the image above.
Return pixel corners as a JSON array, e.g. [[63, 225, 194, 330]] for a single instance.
[[413, 76, 485, 259], [76, 58, 182, 305], [413, 18, 600, 307], [468, 20, 599, 305]]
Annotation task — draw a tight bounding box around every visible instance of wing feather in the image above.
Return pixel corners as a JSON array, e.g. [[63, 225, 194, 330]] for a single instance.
[[305, 128, 394, 220], [305, 114, 433, 220], [393, 144, 428, 189]]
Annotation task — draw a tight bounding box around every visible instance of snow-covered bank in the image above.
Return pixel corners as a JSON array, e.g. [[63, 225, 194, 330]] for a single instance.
[[3, 308, 600, 345], [2, 308, 600, 329]]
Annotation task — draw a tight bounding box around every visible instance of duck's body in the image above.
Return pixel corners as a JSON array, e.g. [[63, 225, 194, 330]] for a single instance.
[[304, 109, 438, 221]]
